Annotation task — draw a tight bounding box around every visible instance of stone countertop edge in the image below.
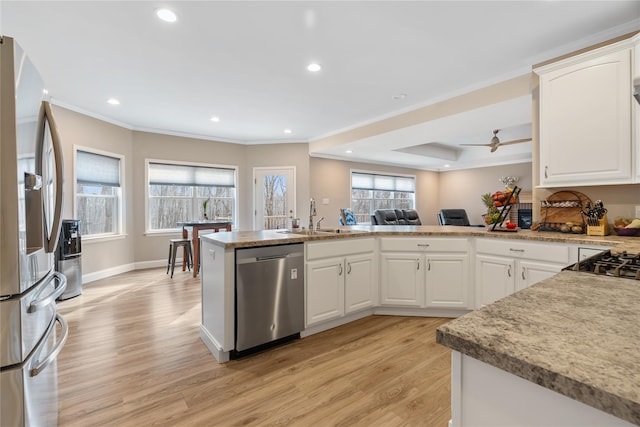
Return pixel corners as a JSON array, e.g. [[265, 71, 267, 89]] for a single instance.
[[436, 272, 640, 425], [200, 225, 640, 253]]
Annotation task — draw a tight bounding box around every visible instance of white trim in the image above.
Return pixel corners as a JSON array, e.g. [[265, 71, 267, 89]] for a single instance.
[[144, 158, 239, 233], [82, 262, 135, 284], [252, 166, 297, 231], [199, 325, 230, 363], [82, 233, 127, 243], [73, 145, 126, 237]]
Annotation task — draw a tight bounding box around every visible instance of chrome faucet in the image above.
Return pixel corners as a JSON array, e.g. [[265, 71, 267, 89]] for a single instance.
[[309, 198, 316, 231], [315, 217, 324, 231]]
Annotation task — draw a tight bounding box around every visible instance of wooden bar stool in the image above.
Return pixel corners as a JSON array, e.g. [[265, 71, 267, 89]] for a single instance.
[[167, 239, 193, 278]]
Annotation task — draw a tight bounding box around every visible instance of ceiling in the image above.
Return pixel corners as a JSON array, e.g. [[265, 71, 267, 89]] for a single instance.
[[2, 1, 639, 170]]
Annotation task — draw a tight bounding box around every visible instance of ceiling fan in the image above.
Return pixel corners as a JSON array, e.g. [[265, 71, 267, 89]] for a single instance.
[[460, 129, 532, 153]]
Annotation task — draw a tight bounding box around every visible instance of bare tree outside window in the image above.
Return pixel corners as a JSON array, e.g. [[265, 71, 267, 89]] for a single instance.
[[262, 175, 287, 229]]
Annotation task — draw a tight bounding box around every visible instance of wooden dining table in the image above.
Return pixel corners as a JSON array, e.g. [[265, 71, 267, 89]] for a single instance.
[[177, 221, 232, 277]]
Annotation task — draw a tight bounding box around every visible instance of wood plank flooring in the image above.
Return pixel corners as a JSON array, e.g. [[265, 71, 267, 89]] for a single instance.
[[55, 268, 452, 426]]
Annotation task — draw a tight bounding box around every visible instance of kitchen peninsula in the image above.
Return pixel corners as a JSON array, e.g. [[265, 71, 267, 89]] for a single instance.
[[199, 226, 640, 425]]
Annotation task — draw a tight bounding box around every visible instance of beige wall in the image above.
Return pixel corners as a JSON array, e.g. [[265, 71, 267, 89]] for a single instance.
[[309, 157, 440, 227], [439, 163, 533, 225], [52, 106, 135, 274], [131, 131, 248, 264]]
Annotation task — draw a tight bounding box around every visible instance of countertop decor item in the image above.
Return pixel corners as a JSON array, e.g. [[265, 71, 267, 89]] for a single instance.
[[613, 227, 639, 237]]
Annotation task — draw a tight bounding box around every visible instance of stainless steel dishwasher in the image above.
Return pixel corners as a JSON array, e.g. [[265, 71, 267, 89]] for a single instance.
[[234, 243, 304, 355]]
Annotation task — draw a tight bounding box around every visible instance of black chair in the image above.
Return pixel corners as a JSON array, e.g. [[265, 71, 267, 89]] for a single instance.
[[437, 209, 471, 226], [402, 209, 422, 225], [374, 209, 400, 225]]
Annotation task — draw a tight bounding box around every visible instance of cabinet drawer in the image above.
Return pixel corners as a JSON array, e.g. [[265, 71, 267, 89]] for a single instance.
[[476, 238, 569, 264], [306, 238, 375, 261], [380, 237, 468, 253]]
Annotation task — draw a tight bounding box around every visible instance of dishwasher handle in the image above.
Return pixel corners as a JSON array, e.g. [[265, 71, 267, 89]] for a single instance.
[[236, 251, 304, 264]]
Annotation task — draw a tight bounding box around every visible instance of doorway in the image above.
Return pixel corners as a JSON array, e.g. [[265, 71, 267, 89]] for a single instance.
[[254, 167, 296, 230]]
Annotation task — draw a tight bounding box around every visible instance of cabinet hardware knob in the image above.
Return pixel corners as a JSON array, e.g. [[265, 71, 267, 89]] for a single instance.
[[347, 263, 351, 274], [507, 265, 512, 277], [427, 260, 431, 271], [338, 264, 343, 276], [545, 166, 548, 179], [417, 259, 420, 270], [509, 248, 525, 253], [417, 244, 430, 247], [522, 267, 526, 280]]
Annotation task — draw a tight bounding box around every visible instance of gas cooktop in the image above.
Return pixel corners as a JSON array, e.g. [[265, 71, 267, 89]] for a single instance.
[[566, 250, 640, 280]]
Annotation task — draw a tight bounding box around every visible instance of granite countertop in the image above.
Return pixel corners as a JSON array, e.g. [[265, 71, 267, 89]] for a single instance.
[[202, 225, 640, 253], [436, 271, 640, 425]]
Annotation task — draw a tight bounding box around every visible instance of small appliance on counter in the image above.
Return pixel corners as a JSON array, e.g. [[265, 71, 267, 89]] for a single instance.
[[56, 219, 83, 300]]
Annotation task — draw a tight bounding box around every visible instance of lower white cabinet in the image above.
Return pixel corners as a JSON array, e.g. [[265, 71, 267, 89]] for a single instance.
[[380, 254, 424, 306], [306, 239, 376, 327], [306, 258, 345, 325], [380, 238, 470, 309], [475, 239, 568, 308]]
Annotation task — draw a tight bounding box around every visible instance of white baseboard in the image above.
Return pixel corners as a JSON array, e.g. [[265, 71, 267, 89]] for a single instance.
[[83, 263, 136, 284], [82, 258, 186, 284], [199, 325, 230, 363]]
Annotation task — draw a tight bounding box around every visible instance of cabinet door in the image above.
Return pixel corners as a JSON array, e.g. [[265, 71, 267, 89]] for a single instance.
[[475, 255, 515, 308], [539, 47, 632, 186], [425, 255, 469, 309], [344, 254, 376, 314], [380, 254, 424, 306], [516, 260, 562, 292], [306, 258, 344, 326]]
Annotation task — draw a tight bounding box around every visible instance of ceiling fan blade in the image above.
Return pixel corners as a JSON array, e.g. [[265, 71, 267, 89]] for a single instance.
[[459, 143, 492, 147], [498, 138, 532, 146]]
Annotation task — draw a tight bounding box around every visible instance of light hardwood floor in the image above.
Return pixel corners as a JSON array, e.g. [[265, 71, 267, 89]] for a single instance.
[[55, 268, 452, 426]]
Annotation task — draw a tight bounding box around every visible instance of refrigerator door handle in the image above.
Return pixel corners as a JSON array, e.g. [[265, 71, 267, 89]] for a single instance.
[[28, 272, 67, 313], [29, 313, 68, 377], [39, 101, 64, 254]]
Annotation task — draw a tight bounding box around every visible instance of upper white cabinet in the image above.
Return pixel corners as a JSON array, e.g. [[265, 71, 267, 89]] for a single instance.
[[535, 36, 637, 187]]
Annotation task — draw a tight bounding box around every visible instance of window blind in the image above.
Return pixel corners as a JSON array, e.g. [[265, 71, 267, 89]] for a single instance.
[[352, 172, 415, 192], [149, 162, 235, 187], [76, 150, 121, 187]]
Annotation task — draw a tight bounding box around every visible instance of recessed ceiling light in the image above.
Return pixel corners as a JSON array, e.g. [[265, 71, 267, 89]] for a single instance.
[[345, 150, 353, 154], [156, 8, 177, 23], [283, 129, 292, 134], [392, 93, 407, 100], [42, 89, 49, 95], [443, 164, 451, 168], [307, 63, 322, 72], [210, 116, 220, 122], [107, 98, 120, 105]]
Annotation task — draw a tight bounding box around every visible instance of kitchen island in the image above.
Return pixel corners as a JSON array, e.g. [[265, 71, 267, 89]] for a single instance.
[[200, 225, 639, 424], [436, 270, 640, 426]]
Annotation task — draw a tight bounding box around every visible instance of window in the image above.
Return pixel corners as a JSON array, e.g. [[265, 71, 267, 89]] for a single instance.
[[147, 161, 236, 231], [75, 148, 123, 237], [351, 171, 415, 223]]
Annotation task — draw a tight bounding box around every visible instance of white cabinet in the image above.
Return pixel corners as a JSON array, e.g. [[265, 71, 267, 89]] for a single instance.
[[536, 39, 635, 187], [475, 239, 568, 308], [425, 255, 469, 309], [516, 260, 563, 292], [380, 238, 470, 309], [476, 255, 515, 307], [344, 254, 376, 314], [380, 254, 424, 306], [306, 238, 376, 327], [306, 258, 345, 325]]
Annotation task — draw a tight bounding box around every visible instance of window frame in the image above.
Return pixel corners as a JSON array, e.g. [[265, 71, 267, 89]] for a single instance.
[[350, 169, 416, 224], [145, 159, 239, 234], [73, 145, 125, 240]]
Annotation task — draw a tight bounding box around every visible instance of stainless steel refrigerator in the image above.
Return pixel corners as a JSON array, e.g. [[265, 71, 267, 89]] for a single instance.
[[1, 36, 68, 426]]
